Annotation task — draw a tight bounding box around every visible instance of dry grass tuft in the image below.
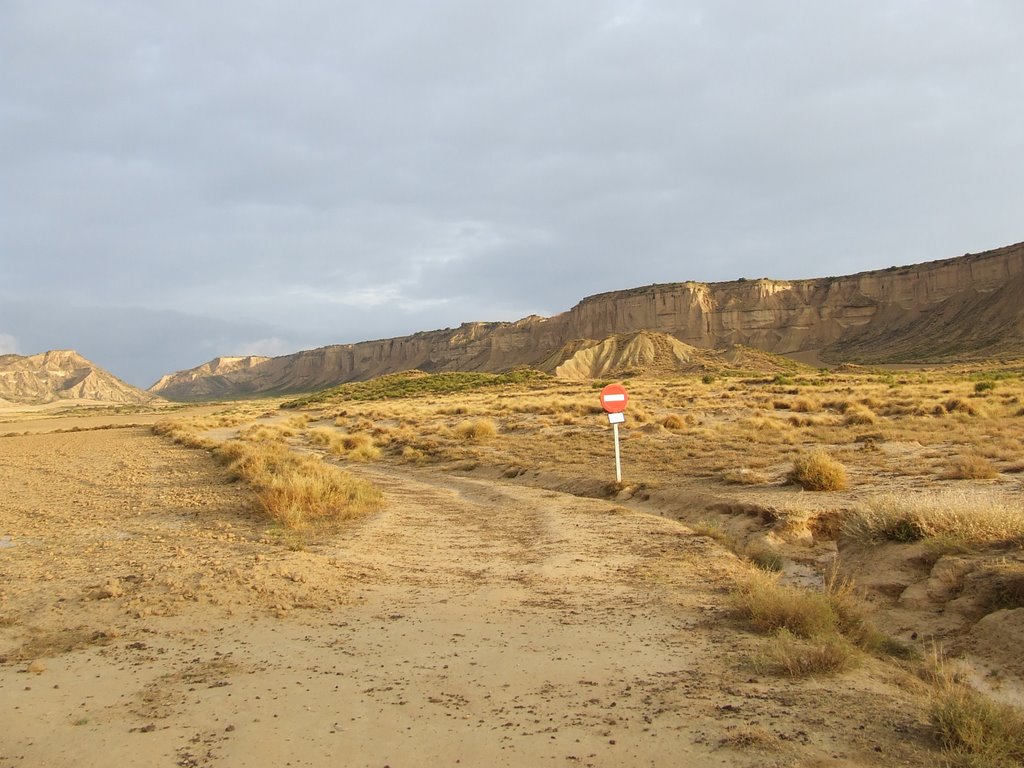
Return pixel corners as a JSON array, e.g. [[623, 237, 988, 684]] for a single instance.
[[944, 398, 981, 416], [661, 413, 689, 430], [733, 570, 839, 639], [151, 421, 215, 450], [743, 543, 784, 572], [400, 445, 428, 464], [790, 396, 819, 413], [845, 490, 1024, 546], [453, 418, 498, 442], [718, 725, 782, 751], [733, 567, 913, 680], [842, 404, 878, 426], [721, 467, 770, 485], [215, 440, 382, 529], [787, 450, 848, 491], [754, 628, 857, 677], [944, 454, 998, 480]]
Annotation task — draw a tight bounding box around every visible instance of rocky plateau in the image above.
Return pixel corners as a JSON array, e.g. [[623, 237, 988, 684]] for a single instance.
[[149, 241, 1024, 400]]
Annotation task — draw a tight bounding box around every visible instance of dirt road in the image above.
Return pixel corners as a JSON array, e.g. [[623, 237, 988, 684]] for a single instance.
[[1, 428, 938, 766]]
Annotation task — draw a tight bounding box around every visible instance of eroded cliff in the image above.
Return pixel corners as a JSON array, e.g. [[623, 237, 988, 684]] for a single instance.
[[150, 241, 1024, 400]]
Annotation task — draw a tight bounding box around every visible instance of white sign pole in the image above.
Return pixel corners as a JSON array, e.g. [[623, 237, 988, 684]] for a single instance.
[[612, 422, 622, 483]]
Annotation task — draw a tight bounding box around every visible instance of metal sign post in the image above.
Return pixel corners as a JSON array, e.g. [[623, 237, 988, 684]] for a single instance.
[[600, 385, 629, 484]]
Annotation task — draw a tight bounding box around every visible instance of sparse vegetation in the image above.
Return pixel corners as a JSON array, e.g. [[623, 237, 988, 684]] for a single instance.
[[926, 651, 1024, 768], [282, 369, 548, 408], [845, 491, 1024, 547], [743, 543, 784, 572]]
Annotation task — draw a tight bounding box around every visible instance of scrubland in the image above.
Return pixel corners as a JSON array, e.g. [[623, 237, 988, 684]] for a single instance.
[[3, 361, 1023, 766]]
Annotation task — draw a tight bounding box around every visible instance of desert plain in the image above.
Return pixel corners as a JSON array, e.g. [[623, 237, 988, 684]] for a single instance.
[[2, 362, 1023, 767]]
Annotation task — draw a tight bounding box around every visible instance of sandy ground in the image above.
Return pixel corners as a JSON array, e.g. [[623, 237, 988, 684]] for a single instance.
[[0, 427, 944, 767]]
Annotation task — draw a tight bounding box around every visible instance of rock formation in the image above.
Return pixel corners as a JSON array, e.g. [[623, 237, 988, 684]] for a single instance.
[[0, 350, 156, 405], [149, 356, 270, 401], [549, 332, 797, 380], [150, 241, 1024, 400]]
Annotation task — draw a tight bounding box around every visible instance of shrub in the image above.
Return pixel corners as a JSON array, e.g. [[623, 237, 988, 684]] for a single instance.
[[454, 418, 498, 442], [973, 380, 996, 394], [787, 451, 848, 491]]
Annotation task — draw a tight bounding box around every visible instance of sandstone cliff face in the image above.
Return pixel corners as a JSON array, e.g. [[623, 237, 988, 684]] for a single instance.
[[0, 350, 155, 405], [150, 241, 1024, 400]]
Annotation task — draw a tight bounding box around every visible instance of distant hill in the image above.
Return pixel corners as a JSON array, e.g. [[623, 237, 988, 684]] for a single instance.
[[148, 356, 270, 401], [150, 240, 1024, 400], [0, 350, 156, 405]]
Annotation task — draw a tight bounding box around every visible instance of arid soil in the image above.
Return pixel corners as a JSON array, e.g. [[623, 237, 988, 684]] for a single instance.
[[0, 425, 945, 767]]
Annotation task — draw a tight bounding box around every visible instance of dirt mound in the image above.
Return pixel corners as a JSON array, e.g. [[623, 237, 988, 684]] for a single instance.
[[551, 332, 803, 379], [0, 350, 154, 405]]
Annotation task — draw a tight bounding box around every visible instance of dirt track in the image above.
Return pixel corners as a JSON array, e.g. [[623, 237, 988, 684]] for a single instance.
[[0, 428, 939, 766]]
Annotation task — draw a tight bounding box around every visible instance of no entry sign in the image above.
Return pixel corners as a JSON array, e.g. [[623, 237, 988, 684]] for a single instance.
[[600, 384, 629, 414], [599, 384, 628, 483]]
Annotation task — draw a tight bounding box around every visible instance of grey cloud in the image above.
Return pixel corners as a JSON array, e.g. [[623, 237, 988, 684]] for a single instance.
[[2, 1, 1023, 383]]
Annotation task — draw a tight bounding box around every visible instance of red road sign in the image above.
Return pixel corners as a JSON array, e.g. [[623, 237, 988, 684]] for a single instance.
[[599, 383, 629, 413]]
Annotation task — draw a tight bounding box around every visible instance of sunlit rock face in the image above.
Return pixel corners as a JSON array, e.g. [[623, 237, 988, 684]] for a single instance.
[[0, 350, 155, 404]]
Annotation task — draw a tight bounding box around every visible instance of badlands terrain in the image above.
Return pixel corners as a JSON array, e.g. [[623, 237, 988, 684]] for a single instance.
[[2, 358, 1023, 767], [2, 244, 1024, 767]]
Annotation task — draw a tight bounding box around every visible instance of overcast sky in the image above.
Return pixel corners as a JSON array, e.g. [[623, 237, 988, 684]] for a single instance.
[[2, 1, 1023, 387]]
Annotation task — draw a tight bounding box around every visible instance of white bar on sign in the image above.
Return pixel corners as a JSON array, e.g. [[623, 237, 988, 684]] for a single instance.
[[603, 394, 626, 402]]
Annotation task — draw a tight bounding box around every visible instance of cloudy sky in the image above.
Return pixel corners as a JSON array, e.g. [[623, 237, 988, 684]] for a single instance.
[[2, 1, 1023, 387]]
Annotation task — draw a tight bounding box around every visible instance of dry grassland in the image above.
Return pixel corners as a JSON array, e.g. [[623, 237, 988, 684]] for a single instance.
[[259, 363, 1023, 766]]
